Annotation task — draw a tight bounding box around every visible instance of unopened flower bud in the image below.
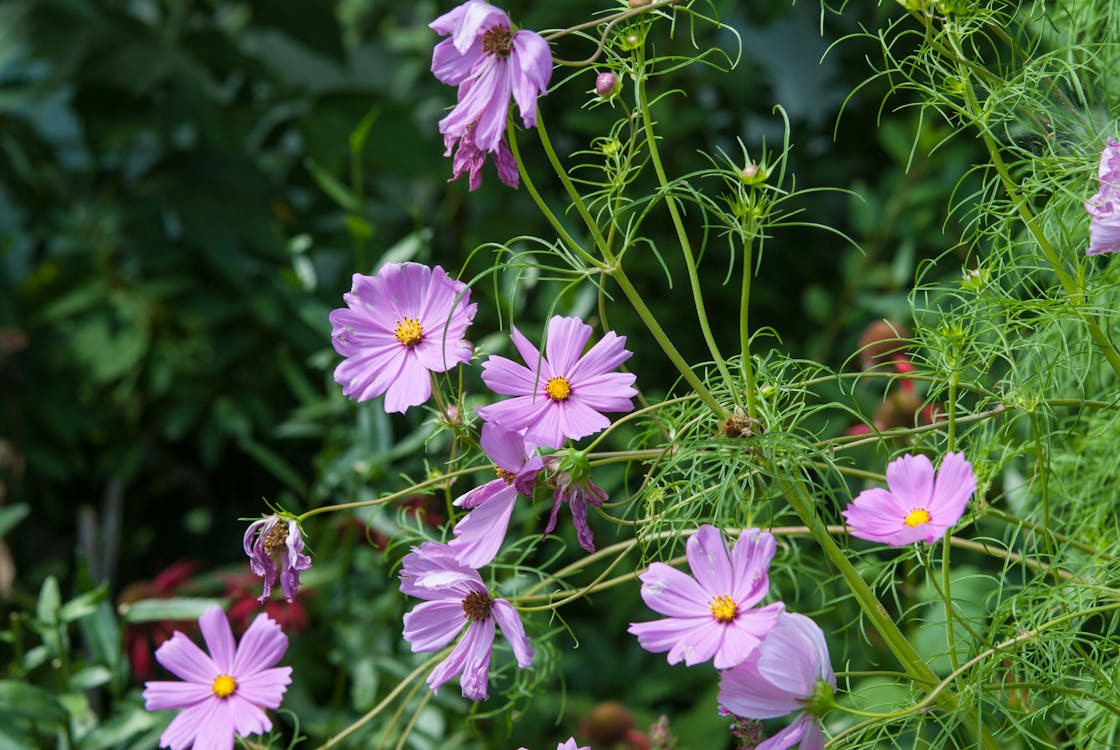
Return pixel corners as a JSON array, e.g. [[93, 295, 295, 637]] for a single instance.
[[739, 161, 768, 185], [595, 71, 620, 98]]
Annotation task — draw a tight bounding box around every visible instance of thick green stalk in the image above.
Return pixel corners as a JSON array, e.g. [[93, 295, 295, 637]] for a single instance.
[[739, 230, 759, 420]]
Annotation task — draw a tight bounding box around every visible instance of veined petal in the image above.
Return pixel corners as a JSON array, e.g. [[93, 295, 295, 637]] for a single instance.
[[199, 607, 236, 674], [509, 324, 545, 370], [231, 613, 288, 677], [553, 399, 611, 445], [479, 354, 540, 396], [226, 694, 273, 739], [491, 599, 534, 667], [628, 615, 711, 664], [432, 38, 483, 86], [509, 30, 552, 127], [154, 631, 219, 684], [729, 528, 776, 606], [449, 486, 519, 568], [756, 713, 815, 750], [235, 667, 293, 710], [567, 331, 632, 382], [159, 699, 221, 750], [382, 355, 434, 413], [544, 316, 593, 375], [143, 680, 212, 711], [449, 2, 508, 54], [713, 602, 783, 670], [928, 451, 976, 525], [885, 453, 935, 506], [480, 421, 529, 471], [189, 698, 237, 750], [457, 617, 496, 701], [404, 600, 468, 652], [686, 525, 735, 597]]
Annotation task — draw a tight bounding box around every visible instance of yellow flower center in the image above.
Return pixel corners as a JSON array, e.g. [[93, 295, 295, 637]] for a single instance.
[[394, 318, 424, 347], [545, 376, 572, 401], [904, 508, 931, 527], [211, 674, 237, 698], [709, 594, 738, 623]]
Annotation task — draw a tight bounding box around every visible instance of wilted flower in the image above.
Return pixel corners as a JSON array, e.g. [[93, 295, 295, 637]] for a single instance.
[[329, 263, 477, 413], [719, 612, 835, 750], [431, 0, 552, 190], [544, 451, 608, 553], [628, 525, 783, 669], [1086, 138, 1120, 255], [400, 542, 533, 700], [449, 422, 544, 567], [476, 316, 637, 449], [243, 515, 312, 603], [143, 606, 292, 750], [842, 452, 976, 546]]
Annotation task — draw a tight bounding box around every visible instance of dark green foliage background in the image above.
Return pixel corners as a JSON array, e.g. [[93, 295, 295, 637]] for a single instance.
[[0, 0, 985, 747]]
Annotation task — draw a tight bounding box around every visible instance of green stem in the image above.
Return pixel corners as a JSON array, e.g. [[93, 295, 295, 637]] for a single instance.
[[636, 67, 738, 402], [739, 232, 759, 419]]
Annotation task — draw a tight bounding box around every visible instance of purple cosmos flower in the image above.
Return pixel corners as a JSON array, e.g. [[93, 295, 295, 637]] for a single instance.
[[628, 525, 783, 670], [400, 541, 534, 700], [719, 612, 835, 750], [449, 422, 544, 568], [841, 452, 976, 546], [476, 316, 637, 449], [1086, 138, 1120, 255], [143, 606, 291, 750], [518, 740, 590, 750], [431, 0, 552, 190], [243, 515, 312, 603], [330, 262, 477, 413], [543, 452, 608, 553]]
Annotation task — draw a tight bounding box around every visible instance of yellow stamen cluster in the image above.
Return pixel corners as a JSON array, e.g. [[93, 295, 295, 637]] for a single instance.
[[394, 318, 424, 347], [904, 508, 931, 527], [211, 674, 237, 698], [545, 376, 572, 401], [708, 594, 738, 623]]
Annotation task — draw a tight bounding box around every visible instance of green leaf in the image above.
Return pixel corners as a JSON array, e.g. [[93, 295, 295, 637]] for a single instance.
[[349, 105, 381, 156], [120, 597, 224, 624], [36, 576, 61, 626], [69, 666, 111, 691], [0, 503, 28, 538], [304, 156, 357, 212], [0, 680, 69, 726], [59, 583, 108, 623], [78, 704, 161, 750]]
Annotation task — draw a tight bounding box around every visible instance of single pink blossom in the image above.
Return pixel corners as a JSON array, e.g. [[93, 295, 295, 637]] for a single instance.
[[400, 542, 533, 701], [476, 316, 637, 449], [1086, 138, 1120, 255], [841, 452, 976, 546], [143, 606, 292, 750], [431, 0, 552, 190], [628, 525, 783, 670], [719, 612, 835, 750], [449, 422, 544, 568], [330, 262, 477, 413]]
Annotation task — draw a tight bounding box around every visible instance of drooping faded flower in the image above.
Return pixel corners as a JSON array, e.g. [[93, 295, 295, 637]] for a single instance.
[[330, 263, 477, 413], [841, 452, 976, 546], [543, 451, 608, 553], [400, 542, 533, 701], [243, 514, 312, 603], [719, 612, 835, 750], [628, 525, 783, 670], [1086, 138, 1120, 255], [143, 606, 292, 750], [476, 316, 637, 449], [431, 0, 552, 190], [449, 422, 544, 568]]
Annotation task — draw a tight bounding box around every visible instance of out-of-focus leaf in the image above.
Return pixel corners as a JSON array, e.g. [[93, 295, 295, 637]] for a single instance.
[[120, 597, 223, 624], [0, 680, 69, 726], [305, 156, 357, 212], [0, 504, 29, 538], [36, 575, 61, 626], [69, 665, 112, 690], [59, 583, 108, 623], [78, 704, 161, 750]]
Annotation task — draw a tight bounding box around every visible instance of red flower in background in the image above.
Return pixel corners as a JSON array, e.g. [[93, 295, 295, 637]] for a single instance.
[[848, 321, 942, 436], [119, 560, 201, 681], [223, 571, 310, 635]]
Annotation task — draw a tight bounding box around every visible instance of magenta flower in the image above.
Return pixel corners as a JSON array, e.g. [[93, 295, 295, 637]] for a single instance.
[[143, 606, 291, 750], [243, 515, 311, 603], [719, 612, 835, 750], [400, 542, 534, 700], [628, 525, 783, 670], [543, 452, 608, 553], [841, 452, 976, 546], [431, 0, 552, 190], [330, 263, 477, 413], [449, 422, 544, 568], [1086, 138, 1120, 255], [476, 316, 637, 449]]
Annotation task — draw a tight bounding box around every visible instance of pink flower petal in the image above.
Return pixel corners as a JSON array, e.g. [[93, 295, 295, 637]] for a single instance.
[[492, 599, 535, 667], [231, 613, 288, 677], [153, 631, 218, 684], [199, 606, 237, 674], [885, 453, 934, 506]]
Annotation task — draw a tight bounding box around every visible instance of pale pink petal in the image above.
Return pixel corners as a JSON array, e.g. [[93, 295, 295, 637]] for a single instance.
[[143, 681, 212, 711], [756, 713, 815, 750], [449, 1, 507, 54], [729, 528, 776, 606], [404, 600, 468, 652], [449, 485, 519, 568], [479, 354, 540, 396], [453, 479, 505, 509], [567, 331, 632, 382], [159, 699, 219, 750], [480, 421, 529, 472], [226, 694, 273, 739], [231, 613, 287, 677], [713, 602, 783, 669], [235, 667, 293, 710], [884, 453, 934, 506], [509, 30, 552, 127], [544, 317, 593, 375], [553, 400, 611, 445], [627, 615, 711, 664], [928, 451, 976, 526], [383, 355, 434, 413], [199, 607, 236, 674], [491, 599, 534, 667], [509, 324, 544, 370], [686, 525, 734, 596], [153, 631, 219, 684], [190, 699, 237, 750]]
